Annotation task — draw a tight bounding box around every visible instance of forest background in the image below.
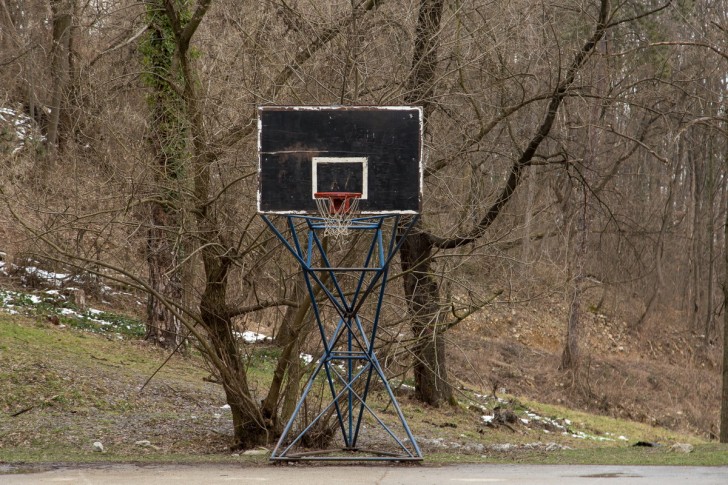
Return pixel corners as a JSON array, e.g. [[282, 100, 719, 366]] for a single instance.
[[1, 0, 728, 451]]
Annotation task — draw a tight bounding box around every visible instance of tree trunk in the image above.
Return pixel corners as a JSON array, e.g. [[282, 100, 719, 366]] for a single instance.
[[400, 228, 454, 405], [705, 137, 716, 340], [47, 0, 72, 151], [399, 0, 453, 406], [261, 279, 309, 431], [522, 169, 535, 262], [198, 255, 268, 448], [689, 149, 703, 330], [721, 168, 728, 442], [142, 0, 187, 349], [561, 289, 582, 370], [145, 203, 184, 349], [561, 192, 585, 371]]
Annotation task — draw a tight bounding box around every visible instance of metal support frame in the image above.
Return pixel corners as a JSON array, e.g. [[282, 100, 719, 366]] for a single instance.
[[262, 214, 422, 462]]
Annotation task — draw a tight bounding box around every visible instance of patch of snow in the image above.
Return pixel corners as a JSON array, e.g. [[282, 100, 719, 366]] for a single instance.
[[482, 415, 494, 423], [568, 430, 616, 442], [241, 330, 271, 343], [21, 266, 69, 287], [299, 353, 314, 365], [77, 309, 115, 325], [0, 107, 45, 155], [233, 330, 272, 344]]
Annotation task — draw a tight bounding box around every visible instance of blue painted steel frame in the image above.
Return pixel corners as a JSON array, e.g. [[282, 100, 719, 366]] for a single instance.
[[262, 214, 423, 462]]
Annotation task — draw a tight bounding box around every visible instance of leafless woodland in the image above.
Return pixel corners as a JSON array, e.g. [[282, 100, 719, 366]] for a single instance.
[[1, 0, 728, 448]]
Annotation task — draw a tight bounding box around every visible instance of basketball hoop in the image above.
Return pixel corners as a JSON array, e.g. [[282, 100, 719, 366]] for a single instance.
[[314, 192, 361, 238]]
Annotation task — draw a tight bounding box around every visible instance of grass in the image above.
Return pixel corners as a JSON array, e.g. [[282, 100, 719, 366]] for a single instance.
[[1, 309, 726, 468], [0, 288, 146, 339], [0, 448, 269, 466]]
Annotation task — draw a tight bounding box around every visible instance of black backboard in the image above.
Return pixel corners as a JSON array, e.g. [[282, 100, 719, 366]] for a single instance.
[[257, 106, 423, 214]]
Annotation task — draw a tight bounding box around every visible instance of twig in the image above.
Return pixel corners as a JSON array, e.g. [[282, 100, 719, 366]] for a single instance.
[[139, 329, 192, 393], [11, 406, 33, 417], [10, 395, 60, 417]]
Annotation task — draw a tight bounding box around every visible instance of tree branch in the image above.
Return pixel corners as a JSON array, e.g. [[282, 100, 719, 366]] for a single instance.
[[607, 1, 671, 29], [430, 0, 613, 250], [215, 0, 384, 149], [90, 24, 150, 66], [649, 41, 728, 62], [226, 299, 298, 320], [180, 0, 213, 51]]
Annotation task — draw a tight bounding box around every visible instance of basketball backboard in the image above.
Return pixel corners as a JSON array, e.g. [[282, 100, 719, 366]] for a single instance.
[[257, 106, 423, 214]]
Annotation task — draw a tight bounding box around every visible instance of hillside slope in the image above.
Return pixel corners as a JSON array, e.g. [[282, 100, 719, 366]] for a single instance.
[[0, 288, 724, 465], [449, 295, 721, 440]]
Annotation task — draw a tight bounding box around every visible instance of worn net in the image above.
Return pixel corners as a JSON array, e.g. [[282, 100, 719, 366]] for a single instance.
[[314, 192, 361, 239]]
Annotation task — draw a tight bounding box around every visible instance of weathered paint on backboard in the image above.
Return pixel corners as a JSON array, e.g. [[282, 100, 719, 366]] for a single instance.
[[257, 106, 423, 214]]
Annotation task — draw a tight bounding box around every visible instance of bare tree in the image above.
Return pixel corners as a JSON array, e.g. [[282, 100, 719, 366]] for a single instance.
[[139, 0, 188, 349], [398, 0, 622, 404]]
